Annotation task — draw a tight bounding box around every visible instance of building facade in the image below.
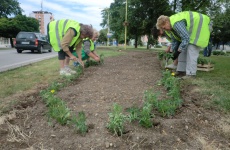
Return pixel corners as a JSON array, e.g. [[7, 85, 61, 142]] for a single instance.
[[0, 37, 11, 48], [29, 11, 54, 35]]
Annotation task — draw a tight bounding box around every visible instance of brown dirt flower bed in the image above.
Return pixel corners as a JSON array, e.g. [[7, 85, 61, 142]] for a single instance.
[[0, 51, 229, 150]]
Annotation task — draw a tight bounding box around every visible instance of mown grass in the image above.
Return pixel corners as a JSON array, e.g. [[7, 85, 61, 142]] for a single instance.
[[156, 48, 230, 113], [0, 48, 124, 99], [0, 57, 59, 98], [194, 54, 230, 112]]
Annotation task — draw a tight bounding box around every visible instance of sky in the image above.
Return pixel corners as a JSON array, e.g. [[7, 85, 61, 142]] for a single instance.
[[18, 0, 114, 31]]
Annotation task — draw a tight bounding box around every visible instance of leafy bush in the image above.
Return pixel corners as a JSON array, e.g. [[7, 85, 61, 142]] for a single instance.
[[85, 54, 105, 67], [157, 51, 173, 60], [197, 56, 214, 65], [126, 107, 140, 122], [212, 51, 226, 56], [139, 102, 153, 128], [47, 99, 71, 125]]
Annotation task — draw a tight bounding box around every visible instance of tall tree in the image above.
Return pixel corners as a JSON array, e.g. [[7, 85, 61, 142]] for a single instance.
[[171, 0, 212, 13], [100, 0, 126, 45], [139, 0, 172, 48], [212, 3, 230, 49], [101, 0, 172, 48], [97, 29, 108, 45], [0, 0, 22, 18]]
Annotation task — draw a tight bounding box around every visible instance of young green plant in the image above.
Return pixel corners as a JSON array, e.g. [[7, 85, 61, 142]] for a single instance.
[[107, 103, 126, 136]]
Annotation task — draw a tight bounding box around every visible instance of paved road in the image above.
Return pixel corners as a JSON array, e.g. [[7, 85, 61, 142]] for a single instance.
[[0, 48, 57, 72]]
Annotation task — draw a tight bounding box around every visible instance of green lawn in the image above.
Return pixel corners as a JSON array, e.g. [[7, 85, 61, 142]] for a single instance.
[[194, 54, 230, 112]]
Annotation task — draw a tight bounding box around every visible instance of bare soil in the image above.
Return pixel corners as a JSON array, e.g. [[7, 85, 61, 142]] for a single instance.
[[0, 51, 230, 150]]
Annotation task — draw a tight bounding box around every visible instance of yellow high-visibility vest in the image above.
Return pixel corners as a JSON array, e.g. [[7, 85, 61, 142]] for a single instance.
[[48, 19, 81, 51], [82, 38, 94, 51], [170, 11, 210, 48]]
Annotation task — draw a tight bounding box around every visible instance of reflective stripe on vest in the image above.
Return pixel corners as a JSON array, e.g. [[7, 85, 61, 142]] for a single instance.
[[170, 11, 210, 48], [165, 30, 181, 42], [54, 20, 68, 50], [48, 19, 81, 52]]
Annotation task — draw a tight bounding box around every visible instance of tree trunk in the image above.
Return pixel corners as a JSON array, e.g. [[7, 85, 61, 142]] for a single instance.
[[135, 34, 138, 48], [146, 35, 149, 49], [10, 37, 14, 48], [173, 0, 177, 12]]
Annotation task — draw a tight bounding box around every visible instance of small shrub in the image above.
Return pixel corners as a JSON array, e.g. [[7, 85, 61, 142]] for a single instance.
[[157, 51, 165, 60], [47, 98, 71, 125], [107, 103, 126, 136], [197, 57, 214, 65], [155, 69, 183, 117], [144, 90, 158, 105], [155, 99, 177, 117], [100, 54, 105, 64], [39, 67, 86, 131], [139, 102, 153, 128], [72, 111, 88, 135], [126, 107, 140, 122], [157, 51, 173, 60], [161, 70, 172, 86], [212, 51, 226, 56]]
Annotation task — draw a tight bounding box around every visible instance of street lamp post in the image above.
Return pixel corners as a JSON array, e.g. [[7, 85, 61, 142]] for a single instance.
[[124, 0, 128, 50], [107, 9, 110, 46]]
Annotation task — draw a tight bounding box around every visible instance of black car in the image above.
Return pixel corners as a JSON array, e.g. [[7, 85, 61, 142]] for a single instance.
[[14, 32, 52, 53]]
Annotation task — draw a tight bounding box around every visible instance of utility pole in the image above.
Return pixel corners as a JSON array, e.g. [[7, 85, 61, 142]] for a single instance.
[[107, 9, 110, 46], [124, 0, 128, 50]]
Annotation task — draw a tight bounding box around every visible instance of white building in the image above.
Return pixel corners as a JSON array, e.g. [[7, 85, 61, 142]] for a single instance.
[[0, 37, 11, 48], [29, 11, 54, 35]]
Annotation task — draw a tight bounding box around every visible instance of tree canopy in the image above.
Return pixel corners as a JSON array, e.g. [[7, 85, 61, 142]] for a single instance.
[[0, 15, 39, 47], [100, 0, 230, 48], [0, 0, 22, 18], [100, 0, 172, 48], [0, 15, 39, 38]]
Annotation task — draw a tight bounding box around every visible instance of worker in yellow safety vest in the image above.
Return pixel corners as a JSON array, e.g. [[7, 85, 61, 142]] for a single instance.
[[47, 19, 94, 76], [156, 11, 212, 79], [72, 29, 100, 66]]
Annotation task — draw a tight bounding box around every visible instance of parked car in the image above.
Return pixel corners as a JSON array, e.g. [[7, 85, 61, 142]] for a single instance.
[[14, 32, 52, 54]]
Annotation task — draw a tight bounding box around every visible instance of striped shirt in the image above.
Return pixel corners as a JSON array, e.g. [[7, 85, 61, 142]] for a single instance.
[[171, 19, 190, 52]]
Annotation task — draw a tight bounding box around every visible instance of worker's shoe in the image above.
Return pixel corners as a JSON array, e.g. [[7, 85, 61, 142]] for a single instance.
[[175, 71, 186, 77], [178, 75, 196, 80], [165, 64, 177, 69], [60, 69, 71, 76], [65, 67, 76, 74], [181, 75, 196, 79]]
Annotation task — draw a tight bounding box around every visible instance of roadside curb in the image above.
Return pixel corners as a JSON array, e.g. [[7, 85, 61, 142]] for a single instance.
[[0, 54, 57, 73]]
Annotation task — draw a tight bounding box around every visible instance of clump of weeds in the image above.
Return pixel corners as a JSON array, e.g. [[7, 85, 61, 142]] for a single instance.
[[126, 106, 140, 122], [107, 103, 126, 136], [71, 111, 88, 136], [39, 67, 89, 133], [139, 102, 154, 128]]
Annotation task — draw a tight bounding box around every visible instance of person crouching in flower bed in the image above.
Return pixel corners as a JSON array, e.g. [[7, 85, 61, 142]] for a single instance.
[[72, 29, 100, 66]]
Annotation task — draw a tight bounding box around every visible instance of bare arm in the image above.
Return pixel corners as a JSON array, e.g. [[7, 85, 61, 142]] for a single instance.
[[61, 28, 77, 61], [75, 40, 84, 67], [87, 51, 100, 62]]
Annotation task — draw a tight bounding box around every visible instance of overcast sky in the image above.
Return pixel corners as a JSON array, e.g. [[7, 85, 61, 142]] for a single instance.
[[18, 0, 114, 31]]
